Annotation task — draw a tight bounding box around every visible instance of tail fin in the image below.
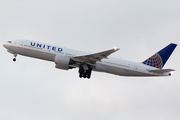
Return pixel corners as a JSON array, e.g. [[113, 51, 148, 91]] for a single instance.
[[142, 43, 177, 69]]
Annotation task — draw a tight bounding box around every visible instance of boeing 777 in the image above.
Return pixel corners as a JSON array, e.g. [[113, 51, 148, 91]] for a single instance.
[[3, 40, 177, 79]]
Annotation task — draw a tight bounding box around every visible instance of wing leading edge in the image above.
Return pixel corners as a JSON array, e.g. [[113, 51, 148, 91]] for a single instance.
[[73, 48, 119, 64]]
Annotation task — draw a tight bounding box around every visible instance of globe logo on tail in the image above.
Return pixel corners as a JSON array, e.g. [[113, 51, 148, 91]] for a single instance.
[[143, 53, 163, 69]]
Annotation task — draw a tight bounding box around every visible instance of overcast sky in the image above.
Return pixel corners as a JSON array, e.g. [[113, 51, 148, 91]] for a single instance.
[[0, 0, 180, 120]]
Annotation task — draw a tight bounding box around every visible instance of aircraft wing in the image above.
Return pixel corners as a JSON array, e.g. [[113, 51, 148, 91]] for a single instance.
[[148, 69, 175, 73], [73, 48, 119, 64]]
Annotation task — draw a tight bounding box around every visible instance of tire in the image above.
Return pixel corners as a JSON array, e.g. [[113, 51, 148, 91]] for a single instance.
[[13, 58, 16, 62], [79, 73, 82, 78]]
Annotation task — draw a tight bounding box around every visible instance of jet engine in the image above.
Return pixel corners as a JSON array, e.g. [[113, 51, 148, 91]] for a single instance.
[[54, 54, 72, 70]]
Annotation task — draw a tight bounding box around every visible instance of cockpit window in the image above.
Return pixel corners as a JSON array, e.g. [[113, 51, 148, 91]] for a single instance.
[[7, 41, 12, 43]]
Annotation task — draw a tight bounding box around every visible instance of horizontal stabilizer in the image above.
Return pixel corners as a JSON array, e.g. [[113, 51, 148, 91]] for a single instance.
[[148, 69, 175, 73]]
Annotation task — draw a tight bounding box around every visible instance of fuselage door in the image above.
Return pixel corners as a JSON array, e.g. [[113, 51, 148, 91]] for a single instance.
[[133, 65, 140, 76], [19, 41, 23, 46], [134, 65, 140, 71]]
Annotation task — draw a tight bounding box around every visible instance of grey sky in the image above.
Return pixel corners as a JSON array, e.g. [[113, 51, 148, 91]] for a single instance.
[[0, 0, 180, 120]]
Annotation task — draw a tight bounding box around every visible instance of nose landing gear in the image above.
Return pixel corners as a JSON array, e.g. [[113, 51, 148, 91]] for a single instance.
[[13, 54, 17, 62], [13, 58, 16, 62]]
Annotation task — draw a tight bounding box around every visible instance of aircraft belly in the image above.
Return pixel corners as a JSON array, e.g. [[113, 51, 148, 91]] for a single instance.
[[100, 64, 156, 76], [101, 64, 134, 76]]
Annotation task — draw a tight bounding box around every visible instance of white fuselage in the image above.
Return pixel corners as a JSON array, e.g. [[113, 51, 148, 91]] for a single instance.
[[3, 40, 170, 77]]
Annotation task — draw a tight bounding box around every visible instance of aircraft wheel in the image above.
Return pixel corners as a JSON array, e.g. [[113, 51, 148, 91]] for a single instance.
[[79, 72, 83, 78], [13, 58, 16, 62], [86, 67, 92, 79], [83, 73, 86, 78]]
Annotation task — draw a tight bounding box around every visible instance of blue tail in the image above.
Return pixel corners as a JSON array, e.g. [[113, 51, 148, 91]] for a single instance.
[[142, 43, 177, 69]]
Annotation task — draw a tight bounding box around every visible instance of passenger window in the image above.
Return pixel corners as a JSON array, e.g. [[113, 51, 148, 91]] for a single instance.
[[7, 41, 12, 43]]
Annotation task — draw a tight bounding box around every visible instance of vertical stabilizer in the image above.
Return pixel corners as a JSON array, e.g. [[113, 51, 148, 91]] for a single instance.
[[142, 43, 177, 69]]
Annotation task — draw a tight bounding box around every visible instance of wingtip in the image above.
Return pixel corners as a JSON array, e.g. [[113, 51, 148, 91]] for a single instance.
[[113, 47, 120, 51], [170, 43, 177, 45]]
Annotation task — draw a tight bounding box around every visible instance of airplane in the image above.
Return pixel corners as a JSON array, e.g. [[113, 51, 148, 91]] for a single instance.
[[3, 40, 177, 79]]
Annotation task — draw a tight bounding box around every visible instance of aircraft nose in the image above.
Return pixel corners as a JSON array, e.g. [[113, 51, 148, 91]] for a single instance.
[[3, 44, 6, 47], [3, 43, 8, 49]]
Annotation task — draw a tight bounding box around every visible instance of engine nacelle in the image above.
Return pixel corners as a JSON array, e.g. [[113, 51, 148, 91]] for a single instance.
[[54, 55, 70, 70]]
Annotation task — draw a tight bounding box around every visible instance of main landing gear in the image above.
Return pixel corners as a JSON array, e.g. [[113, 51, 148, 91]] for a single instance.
[[79, 65, 92, 79]]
